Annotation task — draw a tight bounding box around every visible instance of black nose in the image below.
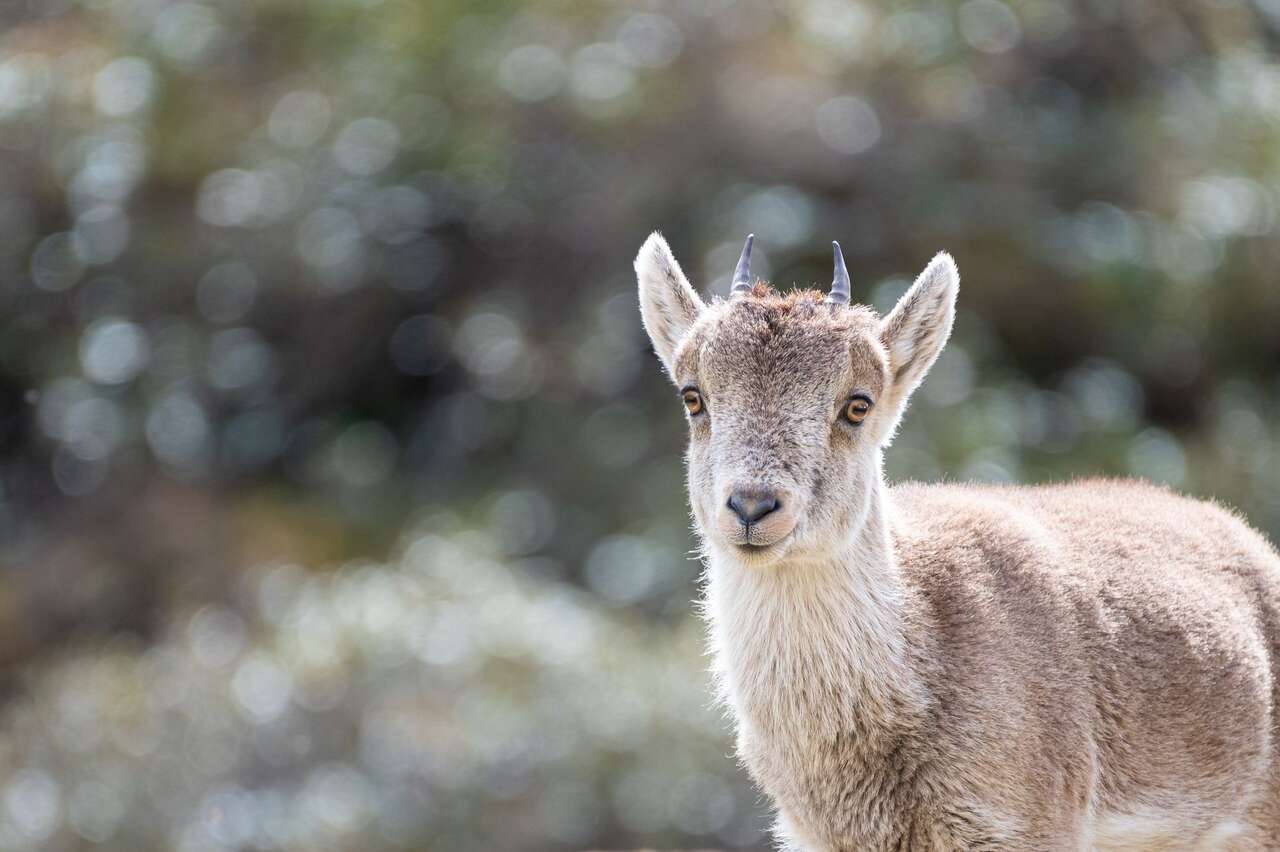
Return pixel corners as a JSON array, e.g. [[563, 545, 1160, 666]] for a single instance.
[[728, 489, 780, 525]]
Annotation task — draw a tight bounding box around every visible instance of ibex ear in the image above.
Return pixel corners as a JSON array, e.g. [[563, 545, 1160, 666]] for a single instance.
[[635, 232, 706, 380], [878, 252, 959, 410]]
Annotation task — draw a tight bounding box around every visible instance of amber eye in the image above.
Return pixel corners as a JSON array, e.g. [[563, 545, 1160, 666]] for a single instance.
[[844, 395, 873, 424], [681, 388, 704, 416]]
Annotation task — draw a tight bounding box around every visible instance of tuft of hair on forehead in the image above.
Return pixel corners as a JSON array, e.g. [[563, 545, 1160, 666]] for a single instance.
[[723, 282, 881, 329]]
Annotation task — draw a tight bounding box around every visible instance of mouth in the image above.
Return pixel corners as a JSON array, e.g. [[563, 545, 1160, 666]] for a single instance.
[[731, 531, 792, 560]]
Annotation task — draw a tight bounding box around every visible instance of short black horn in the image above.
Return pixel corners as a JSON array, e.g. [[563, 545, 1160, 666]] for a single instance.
[[827, 240, 850, 305], [730, 234, 754, 296]]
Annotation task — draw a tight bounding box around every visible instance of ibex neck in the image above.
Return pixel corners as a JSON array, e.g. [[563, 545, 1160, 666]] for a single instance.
[[704, 461, 928, 742]]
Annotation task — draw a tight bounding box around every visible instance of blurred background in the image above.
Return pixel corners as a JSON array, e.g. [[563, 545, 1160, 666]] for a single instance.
[[0, 0, 1278, 848]]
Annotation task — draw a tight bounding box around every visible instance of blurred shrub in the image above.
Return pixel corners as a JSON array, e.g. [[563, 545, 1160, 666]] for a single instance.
[[0, 0, 1278, 848], [0, 517, 768, 850]]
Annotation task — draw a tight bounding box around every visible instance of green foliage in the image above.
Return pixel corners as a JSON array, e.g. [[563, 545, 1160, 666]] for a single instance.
[[0, 0, 1278, 848]]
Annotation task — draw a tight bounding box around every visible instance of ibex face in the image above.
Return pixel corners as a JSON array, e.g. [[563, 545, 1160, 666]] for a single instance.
[[669, 291, 888, 565], [636, 233, 959, 566]]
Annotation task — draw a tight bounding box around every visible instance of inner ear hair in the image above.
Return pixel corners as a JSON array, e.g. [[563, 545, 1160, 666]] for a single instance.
[[879, 252, 958, 393], [635, 232, 705, 378]]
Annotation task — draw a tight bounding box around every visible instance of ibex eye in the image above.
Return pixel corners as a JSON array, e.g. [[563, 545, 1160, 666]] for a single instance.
[[844, 395, 873, 424], [681, 388, 704, 416]]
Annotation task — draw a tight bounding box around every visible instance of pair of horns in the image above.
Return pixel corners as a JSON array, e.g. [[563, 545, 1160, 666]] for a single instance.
[[729, 234, 851, 305]]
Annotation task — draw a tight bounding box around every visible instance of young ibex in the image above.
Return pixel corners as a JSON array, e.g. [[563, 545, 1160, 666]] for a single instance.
[[635, 233, 1280, 851]]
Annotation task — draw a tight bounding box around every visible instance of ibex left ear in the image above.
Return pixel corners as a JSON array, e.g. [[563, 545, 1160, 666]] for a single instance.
[[635, 232, 705, 380], [878, 252, 959, 409]]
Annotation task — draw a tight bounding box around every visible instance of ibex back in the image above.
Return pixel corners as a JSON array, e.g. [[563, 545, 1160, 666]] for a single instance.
[[635, 233, 1280, 851]]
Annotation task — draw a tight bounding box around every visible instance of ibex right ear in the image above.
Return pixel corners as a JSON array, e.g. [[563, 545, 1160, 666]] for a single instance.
[[878, 252, 959, 412], [635, 232, 705, 380]]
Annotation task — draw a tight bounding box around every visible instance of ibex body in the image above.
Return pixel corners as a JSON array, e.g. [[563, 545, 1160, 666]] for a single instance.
[[635, 233, 1280, 851]]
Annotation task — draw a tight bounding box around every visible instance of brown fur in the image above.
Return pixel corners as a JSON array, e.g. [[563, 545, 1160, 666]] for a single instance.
[[875, 479, 1280, 849], [635, 233, 1280, 851]]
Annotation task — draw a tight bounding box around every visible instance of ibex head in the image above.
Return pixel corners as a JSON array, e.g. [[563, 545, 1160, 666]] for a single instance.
[[636, 233, 959, 565]]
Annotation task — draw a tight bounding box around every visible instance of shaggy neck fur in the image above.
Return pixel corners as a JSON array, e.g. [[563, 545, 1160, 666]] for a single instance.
[[703, 452, 931, 748]]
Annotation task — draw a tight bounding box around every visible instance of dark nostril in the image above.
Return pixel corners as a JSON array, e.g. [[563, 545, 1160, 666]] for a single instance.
[[727, 490, 780, 525]]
